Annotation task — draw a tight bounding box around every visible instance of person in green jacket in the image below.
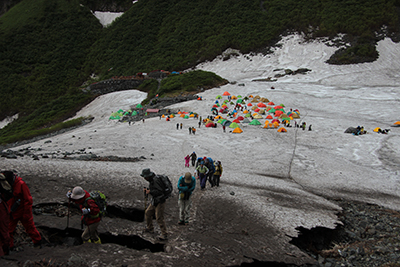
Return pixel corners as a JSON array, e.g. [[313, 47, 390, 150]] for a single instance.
[[195, 161, 209, 190]]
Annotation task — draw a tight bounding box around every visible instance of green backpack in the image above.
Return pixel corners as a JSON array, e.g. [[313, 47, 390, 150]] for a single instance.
[[84, 191, 107, 218]]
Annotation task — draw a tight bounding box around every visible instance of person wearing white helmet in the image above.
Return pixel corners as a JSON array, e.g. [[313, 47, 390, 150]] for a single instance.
[[67, 186, 101, 244]]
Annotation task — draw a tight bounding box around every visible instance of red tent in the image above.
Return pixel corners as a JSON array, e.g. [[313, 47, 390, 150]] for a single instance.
[[206, 122, 215, 127]]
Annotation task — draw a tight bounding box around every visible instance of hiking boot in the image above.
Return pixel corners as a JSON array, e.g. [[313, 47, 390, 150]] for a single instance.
[[178, 220, 185, 225], [143, 228, 154, 234]]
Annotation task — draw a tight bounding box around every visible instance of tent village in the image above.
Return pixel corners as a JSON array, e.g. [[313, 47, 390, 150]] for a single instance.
[[108, 90, 399, 135]]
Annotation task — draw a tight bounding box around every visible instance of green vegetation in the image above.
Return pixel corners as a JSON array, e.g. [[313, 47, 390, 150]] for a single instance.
[[0, 0, 399, 144], [0, 92, 93, 144], [159, 70, 227, 96]]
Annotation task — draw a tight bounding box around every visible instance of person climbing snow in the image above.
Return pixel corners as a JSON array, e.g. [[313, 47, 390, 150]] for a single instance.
[[184, 155, 190, 167]]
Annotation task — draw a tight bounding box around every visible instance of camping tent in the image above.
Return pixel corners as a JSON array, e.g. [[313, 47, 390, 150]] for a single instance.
[[249, 120, 261, 125], [232, 127, 243, 133], [277, 127, 287, 132], [206, 122, 216, 127], [222, 91, 231, 96], [229, 122, 240, 128]]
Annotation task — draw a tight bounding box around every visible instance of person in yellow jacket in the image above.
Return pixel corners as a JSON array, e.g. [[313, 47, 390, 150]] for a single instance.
[[212, 161, 223, 187]]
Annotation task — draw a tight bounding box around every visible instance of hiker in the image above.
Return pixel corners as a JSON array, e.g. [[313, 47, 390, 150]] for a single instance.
[[67, 186, 102, 244], [189, 127, 192, 134], [308, 125, 312, 131], [177, 172, 196, 225], [302, 122, 306, 130], [0, 173, 11, 256], [190, 152, 197, 167], [192, 127, 196, 135], [6, 171, 42, 249], [198, 121, 201, 128], [180, 123, 182, 129], [195, 161, 209, 190], [204, 157, 215, 187], [212, 161, 223, 187], [176, 123, 179, 130], [141, 169, 168, 241], [195, 157, 202, 169], [142, 118, 145, 123], [223, 125, 226, 132], [184, 155, 190, 167]]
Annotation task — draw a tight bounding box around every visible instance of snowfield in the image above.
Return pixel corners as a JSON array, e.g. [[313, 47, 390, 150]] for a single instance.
[[1, 34, 400, 240]]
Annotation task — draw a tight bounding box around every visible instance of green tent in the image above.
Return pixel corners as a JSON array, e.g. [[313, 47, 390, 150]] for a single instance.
[[229, 122, 240, 128], [218, 119, 226, 124], [236, 99, 243, 103], [249, 120, 261, 125], [131, 110, 138, 116], [136, 103, 143, 108], [184, 115, 189, 119], [216, 95, 222, 99]]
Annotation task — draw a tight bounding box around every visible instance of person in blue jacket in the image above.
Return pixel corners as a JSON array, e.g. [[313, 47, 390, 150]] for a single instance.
[[205, 157, 215, 187], [177, 172, 196, 225]]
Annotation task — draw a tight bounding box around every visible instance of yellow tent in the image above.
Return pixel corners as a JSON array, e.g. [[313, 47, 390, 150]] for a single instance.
[[215, 115, 222, 119], [231, 95, 238, 99], [162, 114, 166, 118], [189, 114, 195, 117], [373, 127, 381, 132], [169, 114, 174, 118], [243, 110, 249, 114], [291, 112, 300, 119], [232, 127, 243, 133], [254, 114, 263, 119]]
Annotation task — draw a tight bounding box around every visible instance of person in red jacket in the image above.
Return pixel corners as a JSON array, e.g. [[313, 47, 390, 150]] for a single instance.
[[6, 171, 42, 249], [0, 173, 12, 256], [67, 186, 101, 244]]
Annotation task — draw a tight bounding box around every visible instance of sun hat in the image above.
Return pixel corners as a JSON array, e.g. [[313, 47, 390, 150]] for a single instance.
[[184, 172, 192, 183], [140, 168, 155, 178], [71, 186, 85, 200]]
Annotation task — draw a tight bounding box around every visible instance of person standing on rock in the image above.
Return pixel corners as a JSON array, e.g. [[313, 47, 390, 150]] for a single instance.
[[177, 172, 196, 225], [66, 186, 102, 244], [141, 169, 169, 241], [6, 171, 42, 249]]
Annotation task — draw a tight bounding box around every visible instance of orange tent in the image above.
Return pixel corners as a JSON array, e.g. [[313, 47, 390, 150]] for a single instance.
[[222, 91, 231, 96], [266, 115, 273, 119], [277, 127, 287, 132], [232, 127, 243, 133]]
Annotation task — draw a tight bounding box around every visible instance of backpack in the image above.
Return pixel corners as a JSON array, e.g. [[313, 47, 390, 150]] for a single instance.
[[85, 190, 107, 218], [0, 172, 14, 202], [159, 175, 173, 199]]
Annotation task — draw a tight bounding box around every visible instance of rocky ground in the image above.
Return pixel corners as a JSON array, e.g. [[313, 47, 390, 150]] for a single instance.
[[1, 169, 400, 267]]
